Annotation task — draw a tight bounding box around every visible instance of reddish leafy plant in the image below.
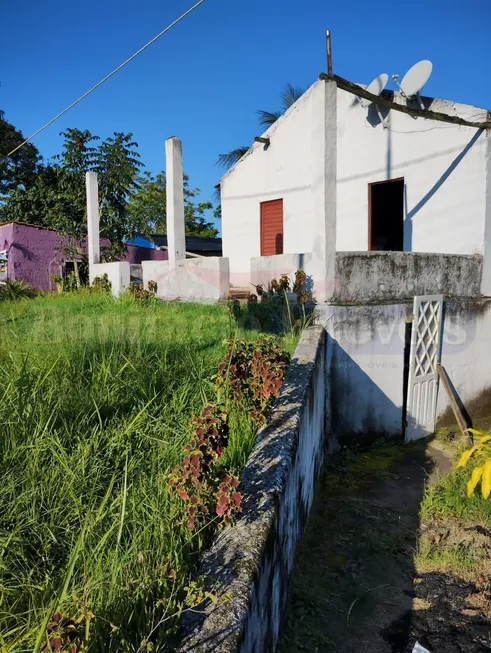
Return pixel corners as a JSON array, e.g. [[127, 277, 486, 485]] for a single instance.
[[169, 405, 240, 531], [42, 611, 81, 653], [216, 336, 290, 424]]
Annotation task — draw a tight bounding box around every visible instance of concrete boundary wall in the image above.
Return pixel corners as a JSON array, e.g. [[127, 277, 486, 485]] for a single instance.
[[334, 252, 483, 303], [174, 325, 328, 652], [142, 258, 230, 302]]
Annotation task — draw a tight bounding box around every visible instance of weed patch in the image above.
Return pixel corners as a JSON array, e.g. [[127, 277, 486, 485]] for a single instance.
[[0, 292, 291, 651]]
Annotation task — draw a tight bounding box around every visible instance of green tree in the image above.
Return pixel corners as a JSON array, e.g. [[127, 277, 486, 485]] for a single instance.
[[127, 170, 218, 237], [217, 83, 306, 170], [0, 110, 41, 194], [1, 128, 144, 257], [96, 132, 143, 257]]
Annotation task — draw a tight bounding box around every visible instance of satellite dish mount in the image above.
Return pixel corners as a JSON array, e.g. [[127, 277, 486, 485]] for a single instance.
[[392, 60, 433, 110]]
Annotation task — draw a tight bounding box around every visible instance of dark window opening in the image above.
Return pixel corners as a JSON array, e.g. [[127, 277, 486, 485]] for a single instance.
[[64, 261, 75, 280], [63, 260, 88, 285], [369, 178, 404, 251]]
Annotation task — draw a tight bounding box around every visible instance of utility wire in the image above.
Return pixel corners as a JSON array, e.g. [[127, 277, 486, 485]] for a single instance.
[[6, 0, 206, 158]]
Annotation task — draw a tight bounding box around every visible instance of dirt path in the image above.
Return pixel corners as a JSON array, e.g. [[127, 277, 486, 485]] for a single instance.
[[278, 439, 491, 653]]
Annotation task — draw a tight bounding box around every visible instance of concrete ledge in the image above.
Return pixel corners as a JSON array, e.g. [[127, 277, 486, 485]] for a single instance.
[[173, 325, 327, 652], [334, 251, 483, 303], [89, 262, 130, 297], [142, 257, 230, 302]]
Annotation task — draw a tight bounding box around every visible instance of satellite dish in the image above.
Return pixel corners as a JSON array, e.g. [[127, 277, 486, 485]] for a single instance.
[[397, 60, 433, 99], [359, 73, 389, 108]]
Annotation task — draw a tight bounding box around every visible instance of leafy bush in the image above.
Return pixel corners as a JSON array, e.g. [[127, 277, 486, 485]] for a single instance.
[[127, 280, 158, 302], [254, 268, 314, 305], [0, 279, 36, 300], [169, 405, 240, 531], [229, 269, 315, 336], [91, 273, 112, 293], [216, 336, 290, 424], [457, 428, 491, 499]]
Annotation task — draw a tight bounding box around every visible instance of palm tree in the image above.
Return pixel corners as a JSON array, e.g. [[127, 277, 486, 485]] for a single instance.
[[257, 83, 305, 128], [217, 83, 306, 169], [216, 146, 250, 169]]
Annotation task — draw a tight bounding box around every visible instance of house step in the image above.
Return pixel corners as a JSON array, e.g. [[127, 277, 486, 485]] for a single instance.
[[229, 286, 251, 302]]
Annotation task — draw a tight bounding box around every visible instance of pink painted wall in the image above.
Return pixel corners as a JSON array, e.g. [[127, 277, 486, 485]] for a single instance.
[[0, 222, 168, 291]]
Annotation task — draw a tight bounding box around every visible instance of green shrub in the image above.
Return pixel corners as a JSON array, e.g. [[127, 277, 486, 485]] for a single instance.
[[91, 273, 112, 293], [0, 279, 36, 300]]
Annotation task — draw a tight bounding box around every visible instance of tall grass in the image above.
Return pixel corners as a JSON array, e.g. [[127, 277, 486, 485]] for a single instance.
[[0, 292, 270, 651]]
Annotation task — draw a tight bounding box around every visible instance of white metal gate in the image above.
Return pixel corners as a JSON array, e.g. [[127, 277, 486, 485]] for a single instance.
[[405, 295, 443, 442]]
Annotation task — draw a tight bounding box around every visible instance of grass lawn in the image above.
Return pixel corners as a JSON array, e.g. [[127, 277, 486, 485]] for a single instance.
[[0, 291, 294, 652]]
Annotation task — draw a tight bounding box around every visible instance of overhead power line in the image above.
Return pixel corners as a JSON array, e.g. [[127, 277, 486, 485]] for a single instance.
[[6, 0, 207, 158]]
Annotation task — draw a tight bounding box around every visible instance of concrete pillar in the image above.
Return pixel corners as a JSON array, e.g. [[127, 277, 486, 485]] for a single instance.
[[165, 137, 186, 265], [310, 78, 337, 302], [481, 131, 491, 296], [86, 171, 100, 264]]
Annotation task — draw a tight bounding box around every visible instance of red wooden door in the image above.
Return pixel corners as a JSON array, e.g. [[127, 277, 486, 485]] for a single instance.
[[260, 199, 283, 256]]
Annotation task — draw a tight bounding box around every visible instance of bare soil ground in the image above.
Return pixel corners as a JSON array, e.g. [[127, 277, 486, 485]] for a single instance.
[[278, 439, 491, 653]]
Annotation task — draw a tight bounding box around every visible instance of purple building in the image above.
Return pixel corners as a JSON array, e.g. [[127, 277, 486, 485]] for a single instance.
[[0, 221, 168, 291]]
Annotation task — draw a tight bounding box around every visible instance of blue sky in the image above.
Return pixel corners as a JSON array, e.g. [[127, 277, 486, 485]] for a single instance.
[[2, 0, 491, 233]]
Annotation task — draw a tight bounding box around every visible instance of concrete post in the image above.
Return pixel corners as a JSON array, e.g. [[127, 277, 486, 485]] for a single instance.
[[481, 131, 491, 296], [86, 171, 100, 265], [165, 137, 186, 265], [310, 78, 337, 302]]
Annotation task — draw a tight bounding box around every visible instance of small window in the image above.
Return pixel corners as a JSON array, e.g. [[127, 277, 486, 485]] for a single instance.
[[368, 178, 404, 251], [64, 261, 75, 280], [260, 199, 283, 256]]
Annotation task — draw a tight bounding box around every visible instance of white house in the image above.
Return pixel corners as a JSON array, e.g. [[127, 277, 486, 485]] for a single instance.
[[220, 76, 491, 301]]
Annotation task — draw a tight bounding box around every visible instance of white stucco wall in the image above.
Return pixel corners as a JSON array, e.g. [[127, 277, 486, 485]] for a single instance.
[[250, 253, 313, 289], [322, 304, 407, 440], [141, 257, 229, 302], [436, 300, 491, 424], [336, 88, 488, 254], [318, 299, 491, 442], [220, 81, 335, 292]]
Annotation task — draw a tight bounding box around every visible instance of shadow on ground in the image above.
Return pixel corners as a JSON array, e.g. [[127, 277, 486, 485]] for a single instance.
[[277, 439, 491, 653]]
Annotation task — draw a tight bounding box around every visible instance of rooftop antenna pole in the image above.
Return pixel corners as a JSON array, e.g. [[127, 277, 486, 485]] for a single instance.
[[326, 30, 333, 78]]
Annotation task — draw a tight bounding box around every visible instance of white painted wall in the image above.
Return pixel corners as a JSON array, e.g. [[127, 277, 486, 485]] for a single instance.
[[336, 88, 488, 254], [321, 304, 407, 440], [481, 132, 491, 295], [250, 253, 313, 289], [142, 257, 229, 302], [436, 300, 491, 423], [89, 262, 130, 297], [318, 299, 491, 442], [220, 80, 336, 295]]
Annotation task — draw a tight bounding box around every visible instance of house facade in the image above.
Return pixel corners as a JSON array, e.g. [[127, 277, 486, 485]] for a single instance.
[[220, 78, 491, 299]]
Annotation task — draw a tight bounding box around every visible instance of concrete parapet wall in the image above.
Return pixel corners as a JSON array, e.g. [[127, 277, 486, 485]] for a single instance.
[[334, 251, 483, 303], [142, 257, 230, 302]]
